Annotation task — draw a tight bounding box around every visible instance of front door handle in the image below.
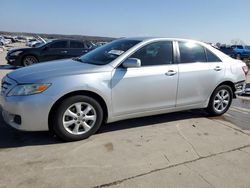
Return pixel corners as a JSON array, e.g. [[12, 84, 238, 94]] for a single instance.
[[165, 70, 177, 76], [214, 66, 222, 71], [61, 50, 68, 54]]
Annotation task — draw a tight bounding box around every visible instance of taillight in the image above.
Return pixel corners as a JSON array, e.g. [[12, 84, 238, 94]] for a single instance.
[[242, 66, 249, 75]]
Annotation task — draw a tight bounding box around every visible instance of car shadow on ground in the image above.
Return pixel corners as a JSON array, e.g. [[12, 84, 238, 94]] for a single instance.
[[0, 109, 207, 149], [98, 109, 206, 134], [0, 65, 20, 70]]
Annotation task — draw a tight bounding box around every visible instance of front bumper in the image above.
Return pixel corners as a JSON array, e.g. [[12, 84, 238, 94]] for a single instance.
[[0, 93, 54, 131], [6, 55, 22, 66]]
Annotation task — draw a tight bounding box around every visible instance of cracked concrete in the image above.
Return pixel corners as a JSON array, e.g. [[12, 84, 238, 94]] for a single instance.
[[184, 164, 216, 188], [0, 114, 250, 188], [94, 145, 250, 188], [176, 123, 201, 158]]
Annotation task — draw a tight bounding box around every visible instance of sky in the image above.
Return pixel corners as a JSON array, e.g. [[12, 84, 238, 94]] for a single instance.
[[0, 0, 250, 44]]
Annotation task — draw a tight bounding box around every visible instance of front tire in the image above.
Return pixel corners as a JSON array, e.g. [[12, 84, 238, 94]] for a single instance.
[[206, 85, 233, 116], [22, 55, 38, 66], [52, 95, 103, 141]]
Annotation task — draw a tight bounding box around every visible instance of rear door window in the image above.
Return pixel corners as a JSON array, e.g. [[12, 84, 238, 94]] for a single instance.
[[206, 49, 222, 62], [70, 41, 85, 48], [178, 41, 207, 63]]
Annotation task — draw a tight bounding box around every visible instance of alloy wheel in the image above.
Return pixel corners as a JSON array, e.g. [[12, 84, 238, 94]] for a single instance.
[[213, 89, 230, 113], [62, 102, 97, 135], [23, 56, 38, 66]]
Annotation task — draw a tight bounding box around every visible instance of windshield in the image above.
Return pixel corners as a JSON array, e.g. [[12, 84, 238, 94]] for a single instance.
[[36, 40, 51, 48], [35, 42, 46, 48], [78, 39, 141, 65]]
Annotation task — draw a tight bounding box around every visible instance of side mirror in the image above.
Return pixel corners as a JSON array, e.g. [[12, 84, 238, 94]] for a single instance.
[[122, 58, 141, 68]]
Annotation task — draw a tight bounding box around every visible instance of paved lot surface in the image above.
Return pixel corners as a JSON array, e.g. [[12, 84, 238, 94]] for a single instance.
[[0, 43, 250, 188]]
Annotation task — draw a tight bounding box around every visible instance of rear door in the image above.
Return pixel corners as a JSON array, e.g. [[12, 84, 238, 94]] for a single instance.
[[68, 40, 89, 57], [176, 41, 225, 107], [40, 40, 69, 61]]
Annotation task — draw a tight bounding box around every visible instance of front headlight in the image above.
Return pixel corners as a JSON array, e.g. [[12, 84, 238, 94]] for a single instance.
[[8, 83, 51, 96], [10, 50, 23, 56]]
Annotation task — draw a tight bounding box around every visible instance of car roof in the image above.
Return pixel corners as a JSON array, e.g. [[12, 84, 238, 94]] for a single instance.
[[122, 37, 205, 44], [51, 39, 83, 41]]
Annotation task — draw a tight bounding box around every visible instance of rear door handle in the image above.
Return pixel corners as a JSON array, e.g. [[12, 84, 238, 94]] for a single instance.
[[61, 50, 68, 54], [214, 66, 222, 71], [165, 70, 177, 76]]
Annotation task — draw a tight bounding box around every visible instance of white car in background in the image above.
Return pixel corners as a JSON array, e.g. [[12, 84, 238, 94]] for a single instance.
[[26, 38, 39, 47], [26, 36, 46, 47], [0, 36, 11, 46], [0, 46, 4, 53]]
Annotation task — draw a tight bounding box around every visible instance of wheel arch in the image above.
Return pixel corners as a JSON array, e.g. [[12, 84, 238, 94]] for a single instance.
[[21, 54, 39, 65], [216, 81, 236, 98], [48, 90, 109, 133]]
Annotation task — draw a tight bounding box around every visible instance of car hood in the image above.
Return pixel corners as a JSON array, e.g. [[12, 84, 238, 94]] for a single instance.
[[7, 59, 112, 83], [7, 47, 32, 54]]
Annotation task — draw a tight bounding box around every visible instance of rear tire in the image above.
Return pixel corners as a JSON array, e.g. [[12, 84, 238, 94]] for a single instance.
[[52, 95, 103, 142], [206, 85, 233, 116]]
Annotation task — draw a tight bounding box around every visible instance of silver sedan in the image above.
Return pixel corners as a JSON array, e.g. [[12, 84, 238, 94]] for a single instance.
[[0, 37, 248, 141]]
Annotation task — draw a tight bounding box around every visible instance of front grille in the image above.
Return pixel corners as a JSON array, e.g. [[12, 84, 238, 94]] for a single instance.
[[1, 76, 16, 96]]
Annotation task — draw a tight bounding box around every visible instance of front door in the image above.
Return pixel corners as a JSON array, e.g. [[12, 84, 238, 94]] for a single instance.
[[111, 41, 178, 116], [40, 40, 69, 61]]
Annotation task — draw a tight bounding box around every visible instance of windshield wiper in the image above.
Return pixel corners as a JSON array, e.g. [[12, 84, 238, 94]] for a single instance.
[[73, 57, 103, 65]]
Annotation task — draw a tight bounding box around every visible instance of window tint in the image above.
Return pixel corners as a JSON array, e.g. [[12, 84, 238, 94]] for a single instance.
[[50, 41, 68, 48], [206, 49, 221, 62], [70, 41, 85, 48], [179, 42, 207, 63], [130, 41, 173, 66], [236, 45, 243, 49]]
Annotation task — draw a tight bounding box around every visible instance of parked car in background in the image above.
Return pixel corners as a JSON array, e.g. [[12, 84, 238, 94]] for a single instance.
[[6, 39, 94, 66], [0, 37, 248, 141], [26, 38, 40, 47], [231, 45, 250, 60], [3, 36, 18, 43], [95, 41, 108, 47], [0, 37, 3, 46], [30, 36, 47, 48], [31, 41, 46, 48], [16, 36, 27, 42], [218, 46, 237, 58], [0, 36, 11, 45], [0, 45, 4, 53]]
